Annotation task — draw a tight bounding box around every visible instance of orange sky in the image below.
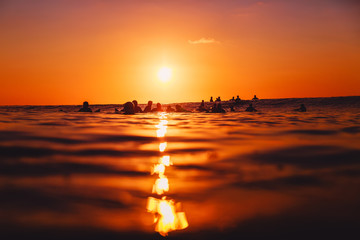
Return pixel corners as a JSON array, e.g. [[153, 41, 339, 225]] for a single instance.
[[0, 0, 359, 105]]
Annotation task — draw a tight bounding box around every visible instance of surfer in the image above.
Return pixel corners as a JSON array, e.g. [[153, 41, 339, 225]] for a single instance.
[[143, 101, 153, 113], [152, 103, 163, 112], [78, 101, 92, 112], [294, 104, 307, 112], [132, 100, 143, 113], [197, 100, 207, 112], [245, 103, 257, 112], [123, 102, 135, 114]]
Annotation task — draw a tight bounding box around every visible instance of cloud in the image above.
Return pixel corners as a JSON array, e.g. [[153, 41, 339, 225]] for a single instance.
[[188, 38, 220, 44]]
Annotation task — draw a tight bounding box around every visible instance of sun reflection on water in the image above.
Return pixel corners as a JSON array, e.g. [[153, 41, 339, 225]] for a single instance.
[[152, 176, 169, 195], [147, 112, 188, 236], [159, 142, 167, 152], [156, 120, 168, 138]]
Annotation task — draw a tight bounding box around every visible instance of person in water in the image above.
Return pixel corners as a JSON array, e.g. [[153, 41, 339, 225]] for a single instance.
[[132, 100, 142, 113], [152, 103, 163, 112], [216, 103, 226, 113], [78, 101, 92, 112], [230, 104, 235, 112], [143, 101, 153, 113], [210, 96, 214, 102], [197, 100, 207, 112], [122, 102, 135, 114], [210, 102, 225, 113], [166, 105, 175, 112], [294, 104, 307, 112], [175, 104, 189, 112], [210, 103, 217, 113], [235, 95, 241, 103], [252, 95, 259, 100], [245, 103, 257, 112]]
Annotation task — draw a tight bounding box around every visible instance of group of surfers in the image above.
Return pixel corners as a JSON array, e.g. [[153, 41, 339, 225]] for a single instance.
[[79, 98, 306, 114], [114, 101, 189, 114], [79, 100, 188, 114], [210, 95, 258, 103]]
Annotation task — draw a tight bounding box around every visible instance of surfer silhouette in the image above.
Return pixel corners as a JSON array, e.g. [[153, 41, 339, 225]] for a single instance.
[[78, 101, 92, 112]]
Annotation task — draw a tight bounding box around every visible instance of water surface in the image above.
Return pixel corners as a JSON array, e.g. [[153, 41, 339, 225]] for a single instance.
[[1, 97, 359, 239]]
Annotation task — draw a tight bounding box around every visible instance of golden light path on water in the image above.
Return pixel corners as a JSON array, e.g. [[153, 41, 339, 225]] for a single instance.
[[146, 112, 189, 236]]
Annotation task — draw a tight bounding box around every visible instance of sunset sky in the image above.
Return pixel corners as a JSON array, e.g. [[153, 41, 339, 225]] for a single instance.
[[1, 0, 359, 105]]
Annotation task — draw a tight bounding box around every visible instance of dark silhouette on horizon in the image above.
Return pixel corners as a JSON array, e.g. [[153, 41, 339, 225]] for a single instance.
[[216, 102, 225, 113], [294, 104, 307, 112], [245, 103, 257, 112], [143, 101, 153, 113], [152, 103, 163, 112], [72, 98, 314, 115], [252, 95, 259, 101], [132, 100, 142, 113], [198, 100, 207, 112], [210, 96, 213, 102], [78, 101, 92, 112], [123, 102, 135, 114], [210, 102, 225, 113]]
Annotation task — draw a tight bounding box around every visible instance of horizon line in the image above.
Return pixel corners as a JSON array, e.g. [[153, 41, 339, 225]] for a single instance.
[[0, 95, 359, 107]]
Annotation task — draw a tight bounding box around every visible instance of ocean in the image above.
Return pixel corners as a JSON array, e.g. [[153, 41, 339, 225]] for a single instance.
[[0, 96, 359, 239]]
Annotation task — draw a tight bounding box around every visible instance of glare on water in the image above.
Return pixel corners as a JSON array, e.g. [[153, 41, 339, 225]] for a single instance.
[[159, 142, 167, 152], [147, 197, 189, 236], [160, 155, 172, 167], [147, 112, 188, 236], [152, 176, 169, 195]]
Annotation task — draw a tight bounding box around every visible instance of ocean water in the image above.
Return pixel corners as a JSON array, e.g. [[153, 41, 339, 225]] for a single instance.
[[0, 96, 359, 240]]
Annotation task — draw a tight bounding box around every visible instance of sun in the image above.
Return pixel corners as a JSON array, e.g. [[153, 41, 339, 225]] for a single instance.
[[158, 67, 172, 82]]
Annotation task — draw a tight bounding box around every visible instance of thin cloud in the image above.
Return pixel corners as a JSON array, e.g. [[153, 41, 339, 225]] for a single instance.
[[188, 38, 220, 44]]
